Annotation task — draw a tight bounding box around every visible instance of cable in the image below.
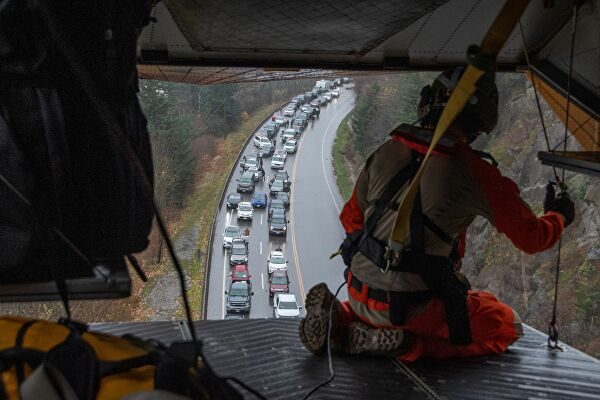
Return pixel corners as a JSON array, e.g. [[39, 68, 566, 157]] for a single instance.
[[0, 174, 92, 268], [561, 4, 578, 184], [518, 22, 559, 181], [302, 281, 345, 400], [34, 0, 202, 358], [548, 3, 578, 350]]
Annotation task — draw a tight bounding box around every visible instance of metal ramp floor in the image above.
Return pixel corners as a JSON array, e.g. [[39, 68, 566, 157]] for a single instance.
[[92, 319, 600, 399]]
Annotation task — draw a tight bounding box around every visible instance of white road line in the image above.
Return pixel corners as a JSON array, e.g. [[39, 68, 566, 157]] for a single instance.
[[221, 255, 227, 319], [321, 105, 351, 215], [260, 214, 263, 225], [259, 241, 263, 255], [261, 273, 265, 290], [226, 210, 232, 226]]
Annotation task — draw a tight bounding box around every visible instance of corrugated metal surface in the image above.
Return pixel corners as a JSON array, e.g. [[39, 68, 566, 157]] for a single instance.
[[91, 321, 188, 346], [91, 320, 600, 399]]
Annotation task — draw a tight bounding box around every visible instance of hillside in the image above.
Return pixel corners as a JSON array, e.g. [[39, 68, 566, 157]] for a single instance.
[[332, 73, 600, 357]]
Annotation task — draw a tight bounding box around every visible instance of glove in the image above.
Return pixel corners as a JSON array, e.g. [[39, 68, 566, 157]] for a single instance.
[[547, 191, 575, 227], [543, 182, 556, 214]]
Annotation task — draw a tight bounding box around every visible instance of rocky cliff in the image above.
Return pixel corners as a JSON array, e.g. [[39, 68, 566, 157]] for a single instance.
[[464, 74, 600, 357]]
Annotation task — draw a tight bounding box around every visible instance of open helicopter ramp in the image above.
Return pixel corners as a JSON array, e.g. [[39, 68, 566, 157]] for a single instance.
[[92, 319, 600, 399]]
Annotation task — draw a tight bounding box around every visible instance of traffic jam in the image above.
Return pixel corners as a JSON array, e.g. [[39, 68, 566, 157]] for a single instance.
[[221, 78, 347, 319]]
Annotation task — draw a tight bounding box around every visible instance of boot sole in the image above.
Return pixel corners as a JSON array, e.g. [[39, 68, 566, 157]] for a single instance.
[[345, 322, 406, 355], [299, 283, 333, 355]]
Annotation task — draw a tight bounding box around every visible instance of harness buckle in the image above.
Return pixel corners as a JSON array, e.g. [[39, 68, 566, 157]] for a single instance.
[[382, 246, 401, 274]]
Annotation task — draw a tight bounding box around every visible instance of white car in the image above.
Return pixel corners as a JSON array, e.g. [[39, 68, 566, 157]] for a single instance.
[[273, 293, 302, 318], [268, 250, 288, 274], [223, 225, 241, 249], [236, 202, 253, 221], [324, 92, 333, 101], [253, 135, 271, 149], [270, 154, 285, 170], [283, 139, 298, 154], [281, 128, 298, 143], [331, 89, 340, 98], [275, 150, 287, 161], [283, 108, 295, 117]]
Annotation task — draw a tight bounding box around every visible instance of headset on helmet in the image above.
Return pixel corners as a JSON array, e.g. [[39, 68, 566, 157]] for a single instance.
[[417, 67, 499, 142]]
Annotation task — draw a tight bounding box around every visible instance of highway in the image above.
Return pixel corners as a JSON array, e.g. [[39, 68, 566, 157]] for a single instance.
[[206, 87, 355, 319]]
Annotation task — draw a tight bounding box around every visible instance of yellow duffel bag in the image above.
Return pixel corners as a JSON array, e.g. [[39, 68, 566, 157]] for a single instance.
[[0, 316, 240, 400]]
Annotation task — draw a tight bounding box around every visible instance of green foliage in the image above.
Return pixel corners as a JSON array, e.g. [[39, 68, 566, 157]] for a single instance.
[[351, 82, 380, 160], [575, 284, 600, 326], [393, 73, 429, 125], [569, 175, 590, 200], [332, 114, 354, 201]]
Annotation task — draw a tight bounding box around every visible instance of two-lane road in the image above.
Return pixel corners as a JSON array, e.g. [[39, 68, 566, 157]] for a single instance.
[[206, 89, 355, 319]]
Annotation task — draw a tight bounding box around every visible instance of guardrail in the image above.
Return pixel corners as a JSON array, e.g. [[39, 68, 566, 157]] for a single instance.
[[201, 101, 288, 319]]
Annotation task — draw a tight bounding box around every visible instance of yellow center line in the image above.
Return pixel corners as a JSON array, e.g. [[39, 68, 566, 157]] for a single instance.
[[290, 127, 307, 306]]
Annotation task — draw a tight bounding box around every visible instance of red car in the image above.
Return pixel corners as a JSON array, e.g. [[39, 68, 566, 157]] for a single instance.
[[269, 270, 289, 297], [230, 264, 251, 282]]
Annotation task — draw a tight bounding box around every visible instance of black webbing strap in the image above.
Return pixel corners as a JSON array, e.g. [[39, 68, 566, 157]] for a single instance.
[[363, 154, 419, 237], [422, 215, 455, 246], [406, 187, 472, 345], [15, 320, 37, 385], [344, 155, 419, 268]]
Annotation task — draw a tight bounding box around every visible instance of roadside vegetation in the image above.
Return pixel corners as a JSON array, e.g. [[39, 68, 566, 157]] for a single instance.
[[0, 79, 311, 322], [331, 73, 600, 357], [332, 73, 433, 200]]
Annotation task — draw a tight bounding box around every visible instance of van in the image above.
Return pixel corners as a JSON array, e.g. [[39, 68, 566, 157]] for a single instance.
[[254, 135, 271, 148]]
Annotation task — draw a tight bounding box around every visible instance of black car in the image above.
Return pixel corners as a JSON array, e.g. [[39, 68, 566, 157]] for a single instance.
[[269, 215, 288, 236], [276, 191, 290, 208], [268, 199, 286, 219], [226, 193, 242, 209], [269, 179, 289, 196], [258, 143, 275, 158], [229, 239, 249, 265], [292, 121, 305, 132], [273, 170, 289, 182], [269, 171, 290, 187], [225, 280, 253, 314], [263, 123, 278, 139]]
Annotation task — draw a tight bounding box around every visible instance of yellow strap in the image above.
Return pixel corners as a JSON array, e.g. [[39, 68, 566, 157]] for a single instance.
[[389, 0, 530, 249]]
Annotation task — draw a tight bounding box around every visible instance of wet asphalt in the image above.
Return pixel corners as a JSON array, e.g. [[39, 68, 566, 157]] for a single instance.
[[206, 88, 355, 320]]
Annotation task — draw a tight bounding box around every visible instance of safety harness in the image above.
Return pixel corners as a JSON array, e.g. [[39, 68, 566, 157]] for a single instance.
[[338, 148, 473, 345]]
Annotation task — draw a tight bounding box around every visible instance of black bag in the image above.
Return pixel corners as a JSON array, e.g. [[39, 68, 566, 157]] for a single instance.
[[0, 0, 154, 285]]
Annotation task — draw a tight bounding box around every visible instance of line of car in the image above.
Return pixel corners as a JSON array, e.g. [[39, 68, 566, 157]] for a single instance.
[[220, 79, 346, 319]]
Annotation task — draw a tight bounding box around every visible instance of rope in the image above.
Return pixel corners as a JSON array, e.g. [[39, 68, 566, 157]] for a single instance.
[[392, 359, 443, 400], [547, 3, 578, 350], [520, 4, 579, 350], [302, 281, 346, 400], [518, 22, 560, 182]]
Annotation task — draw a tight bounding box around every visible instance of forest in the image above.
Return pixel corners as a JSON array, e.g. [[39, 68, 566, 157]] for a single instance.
[[0, 79, 312, 321]]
